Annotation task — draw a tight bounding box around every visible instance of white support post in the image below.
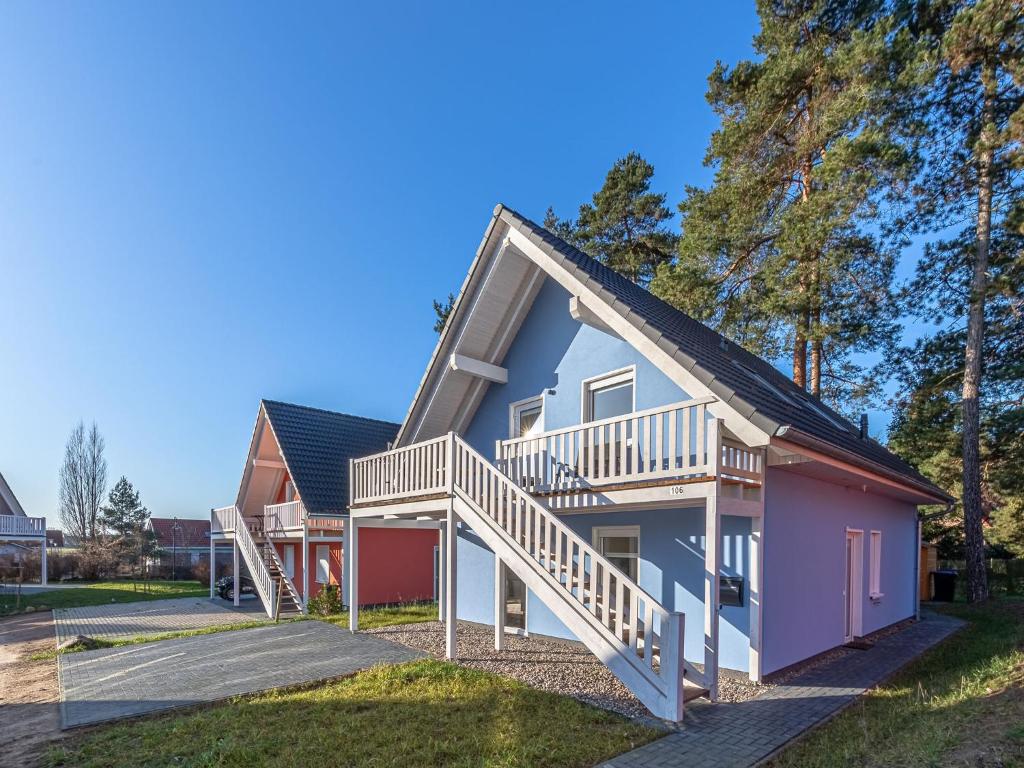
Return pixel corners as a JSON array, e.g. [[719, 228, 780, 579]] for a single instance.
[[302, 523, 309, 610], [232, 536, 240, 607], [748, 514, 763, 682], [662, 612, 685, 722], [704, 493, 721, 701], [349, 519, 359, 632], [494, 556, 506, 651], [209, 535, 215, 598], [445, 505, 458, 660], [437, 527, 446, 622], [40, 539, 48, 587]]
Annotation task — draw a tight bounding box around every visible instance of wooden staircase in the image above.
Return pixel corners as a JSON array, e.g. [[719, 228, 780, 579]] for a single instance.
[[259, 543, 305, 617], [448, 434, 702, 721]]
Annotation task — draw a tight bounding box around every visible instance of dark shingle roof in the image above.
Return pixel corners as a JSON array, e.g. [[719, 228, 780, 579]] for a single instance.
[[262, 400, 399, 515], [494, 205, 949, 501]]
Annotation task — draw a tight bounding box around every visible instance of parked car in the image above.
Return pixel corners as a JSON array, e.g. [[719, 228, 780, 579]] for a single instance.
[[215, 575, 255, 601]]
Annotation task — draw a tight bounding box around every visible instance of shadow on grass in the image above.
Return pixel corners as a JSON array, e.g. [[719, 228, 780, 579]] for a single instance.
[[46, 660, 659, 768]]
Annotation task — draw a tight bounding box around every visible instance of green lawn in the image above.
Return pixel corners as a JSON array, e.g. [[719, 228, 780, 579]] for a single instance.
[[47, 660, 659, 768], [0, 580, 207, 616], [770, 599, 1024, 767]]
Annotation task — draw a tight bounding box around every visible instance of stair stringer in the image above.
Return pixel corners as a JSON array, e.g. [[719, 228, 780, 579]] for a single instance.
[[262, 543, 307, 615], [451, 492, 675, 720]]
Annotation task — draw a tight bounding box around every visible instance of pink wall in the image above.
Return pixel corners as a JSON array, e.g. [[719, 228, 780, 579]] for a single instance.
[[357, 527, 436, 606], [763, 468, 918, 675]]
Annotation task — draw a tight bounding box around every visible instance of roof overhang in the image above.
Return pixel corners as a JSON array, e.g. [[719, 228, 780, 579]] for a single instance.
[[233, 402, 299, 519], [0, 470, 27, 517], [771, 429, 952, 506]]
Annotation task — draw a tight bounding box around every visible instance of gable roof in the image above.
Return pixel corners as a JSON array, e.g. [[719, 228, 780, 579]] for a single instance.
[[262, 400, 400, 515], [148, 517, 210, 549], [400, 204, 950, 504]]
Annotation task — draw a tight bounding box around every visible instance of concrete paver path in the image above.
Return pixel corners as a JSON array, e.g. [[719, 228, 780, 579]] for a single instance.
[[602, 611, 964, 768], [53, 596, 267, 643], [58, 619, 425, 728]]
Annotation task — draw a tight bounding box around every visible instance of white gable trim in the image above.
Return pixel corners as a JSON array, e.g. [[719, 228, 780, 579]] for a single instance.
[[0, 471, 27, 517]]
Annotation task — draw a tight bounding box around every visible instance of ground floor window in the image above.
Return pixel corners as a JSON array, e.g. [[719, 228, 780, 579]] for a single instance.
[[593, 525, 640, 581]]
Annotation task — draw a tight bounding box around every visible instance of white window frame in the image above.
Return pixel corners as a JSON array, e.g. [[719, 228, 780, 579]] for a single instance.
[[283, 544, 295, 580], [869, 530, 883, 599], [592, 525, 640, 581], [316, 544, 330, 584], [508, 394, 545, 440], [284, 480, 296, 502], [581, 365, 636, 423]]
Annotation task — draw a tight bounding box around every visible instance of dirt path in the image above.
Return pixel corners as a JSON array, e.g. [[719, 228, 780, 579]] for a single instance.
[[0, 612, 62, 767]]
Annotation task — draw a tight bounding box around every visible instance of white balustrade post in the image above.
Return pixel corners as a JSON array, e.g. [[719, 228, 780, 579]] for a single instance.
[[40, 538, 48, 587], [445, 504, 458, 660], [232, 533, 240, 608], [704, 494, 720, 701], [302, 523, 309, 610], [437, 526, 445, 622], [209, 529, 215, 599], [349, 519, 359, 631], [494, 556, 506, 651], [662, 612, 685, 722], [749, 514, 763, 682]]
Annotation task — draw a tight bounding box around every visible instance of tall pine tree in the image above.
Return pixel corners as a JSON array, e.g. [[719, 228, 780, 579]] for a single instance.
[[98, 476, 159, 577], [896, 0, 1023, 601], [652, 0, 916, 412]]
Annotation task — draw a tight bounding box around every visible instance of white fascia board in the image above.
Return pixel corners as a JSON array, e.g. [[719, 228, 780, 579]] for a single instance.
[[449, 354, 508, 384], [505, 228, 768, 447]]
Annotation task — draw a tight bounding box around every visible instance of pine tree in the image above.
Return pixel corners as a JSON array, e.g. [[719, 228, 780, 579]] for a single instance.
[[546, 153, 678, 286], [98, 476, 159, 576], [652, 0, 915, 412], [897, 0, 1023, 601], [432, 293, 455, 334]]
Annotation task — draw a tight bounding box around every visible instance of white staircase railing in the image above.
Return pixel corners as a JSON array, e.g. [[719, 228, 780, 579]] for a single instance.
[[229, 506, 276, 618], [496, 397, 722, 494]]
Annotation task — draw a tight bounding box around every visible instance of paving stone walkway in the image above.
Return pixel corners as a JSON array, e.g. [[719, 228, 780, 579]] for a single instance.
[[53, 596, 267, 643], [601, 611, 964, 768], [58, 619, 426, 728]]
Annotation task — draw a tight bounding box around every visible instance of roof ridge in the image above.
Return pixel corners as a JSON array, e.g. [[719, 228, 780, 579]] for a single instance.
[[261, 398, 400, 428]]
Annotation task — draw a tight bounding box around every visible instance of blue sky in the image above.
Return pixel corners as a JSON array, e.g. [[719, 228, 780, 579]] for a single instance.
[[0, 2, 922, 523]]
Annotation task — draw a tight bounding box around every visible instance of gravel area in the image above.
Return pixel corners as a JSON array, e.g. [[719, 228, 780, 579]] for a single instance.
[[366, 620, 766, 718]]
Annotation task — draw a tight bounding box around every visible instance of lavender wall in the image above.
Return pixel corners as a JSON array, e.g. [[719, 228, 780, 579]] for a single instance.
[[762, 468, 918, 674]]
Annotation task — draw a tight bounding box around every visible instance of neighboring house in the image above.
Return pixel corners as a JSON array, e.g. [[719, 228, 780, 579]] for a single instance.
[[347, 204, 951, 722], [211, 400, 437, 617], [146, 517, 211, 573], [0, 469, 47, 584]]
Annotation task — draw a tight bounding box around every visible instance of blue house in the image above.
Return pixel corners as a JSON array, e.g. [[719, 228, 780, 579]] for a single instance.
[[346, 205, 951, 721]]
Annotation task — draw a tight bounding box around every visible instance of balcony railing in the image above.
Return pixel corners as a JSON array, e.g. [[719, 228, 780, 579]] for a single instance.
[[0, 515, 46, 538], [350, 434, 450, 505], [211, 505, 236, 533], [264, 500, 305, 533], [498, 397, 735, 494]]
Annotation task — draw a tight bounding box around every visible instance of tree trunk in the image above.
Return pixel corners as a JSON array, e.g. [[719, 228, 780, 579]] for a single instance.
[[793, 311, 808, 388], [810, 256, 822, 396], [962, 66, 995, 604]]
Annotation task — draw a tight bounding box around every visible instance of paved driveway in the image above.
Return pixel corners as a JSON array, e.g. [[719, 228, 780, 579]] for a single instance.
[[54, 596, 267, 643], [58, 620, 425, 728]]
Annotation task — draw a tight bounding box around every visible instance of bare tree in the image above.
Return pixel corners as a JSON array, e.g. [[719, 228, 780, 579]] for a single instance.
[[58, 421, 108, 541]]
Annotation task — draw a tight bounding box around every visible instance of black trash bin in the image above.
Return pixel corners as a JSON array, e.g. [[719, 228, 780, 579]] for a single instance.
[[932, 569, 958, 602]]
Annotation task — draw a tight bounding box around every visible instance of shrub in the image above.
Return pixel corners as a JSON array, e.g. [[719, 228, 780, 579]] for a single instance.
[[307, 584, 342, 616]]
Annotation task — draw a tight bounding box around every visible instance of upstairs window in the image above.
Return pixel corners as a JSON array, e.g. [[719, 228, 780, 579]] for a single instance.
[[869, 530, 883, 598], [284, 480, 296, 502], [583, 367, 635, 422], [510, 396, 544, 439]]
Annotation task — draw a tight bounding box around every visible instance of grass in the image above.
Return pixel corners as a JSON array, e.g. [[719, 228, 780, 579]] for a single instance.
[[769, 598, 1024, 767], [46, 659, 659, 768], [31, 602, 441, 660], [0, 579, 207, 616]]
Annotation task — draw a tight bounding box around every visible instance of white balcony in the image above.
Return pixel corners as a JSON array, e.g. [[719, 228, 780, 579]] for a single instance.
[[263, 500, 305, 534], [0, 514, 47, 539]]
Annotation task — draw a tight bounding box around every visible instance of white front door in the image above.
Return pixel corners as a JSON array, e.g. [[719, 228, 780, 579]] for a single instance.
[[844, 530, 863, 642]]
